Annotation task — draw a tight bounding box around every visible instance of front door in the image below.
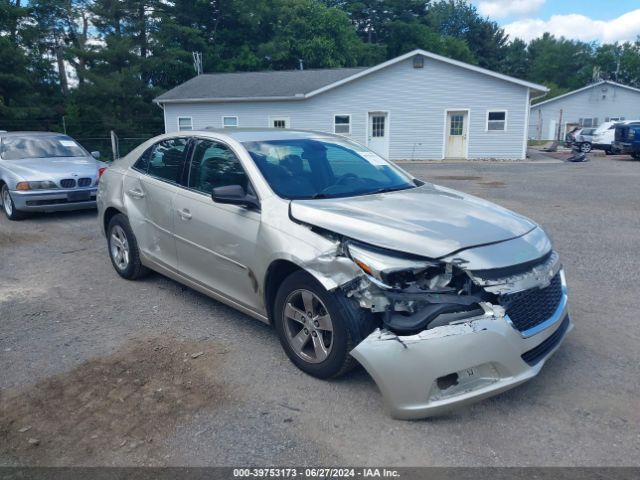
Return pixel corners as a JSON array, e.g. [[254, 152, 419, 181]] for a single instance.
[[368, 112, 389, 158], [173, 138, 262, 311], [445, 111, 468, 159]]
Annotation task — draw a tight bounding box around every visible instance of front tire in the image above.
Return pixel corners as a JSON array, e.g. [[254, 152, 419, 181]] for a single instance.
[[1, 185, 26, 221], [580, 142, 592, 153], [107, 213, 149, 280], [273, 270, 375, 379]]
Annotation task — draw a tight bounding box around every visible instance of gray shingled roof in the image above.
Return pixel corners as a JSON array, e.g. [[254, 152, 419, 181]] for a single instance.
[[155, 68, 367, 103]]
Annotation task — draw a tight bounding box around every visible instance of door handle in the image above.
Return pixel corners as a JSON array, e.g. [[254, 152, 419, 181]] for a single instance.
[[127, 188, 145, 199], [177, 208, 192, 220]]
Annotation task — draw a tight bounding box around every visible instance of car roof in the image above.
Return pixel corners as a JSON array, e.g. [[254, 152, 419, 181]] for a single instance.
[[194, 128, 342, 143], [0, 131, 71, 138]]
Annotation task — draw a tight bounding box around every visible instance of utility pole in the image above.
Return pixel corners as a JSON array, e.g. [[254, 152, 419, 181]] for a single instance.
[[192, 52, 203, 75]]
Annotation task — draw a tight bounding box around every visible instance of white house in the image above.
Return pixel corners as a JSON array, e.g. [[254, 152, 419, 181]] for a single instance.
[[529, 80, 640, 140], [155, 49, 547, 161]]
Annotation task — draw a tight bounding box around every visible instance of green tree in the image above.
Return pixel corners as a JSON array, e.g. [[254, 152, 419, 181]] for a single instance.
[[527, 33, 593, 90], [425, 0, 507, 70], [385, 20, 474, 63]]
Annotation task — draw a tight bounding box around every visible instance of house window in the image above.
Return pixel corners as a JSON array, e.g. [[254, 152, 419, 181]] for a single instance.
[[487, 111, 506, 131], [222, 116, 238, 128], [371, 115, 385, 137], [450, 114, 464, 135], [178, 117, 193, 131], [334, 115, 351, 134], [269, 117, 290, 128], [579, 117, 599, 127]]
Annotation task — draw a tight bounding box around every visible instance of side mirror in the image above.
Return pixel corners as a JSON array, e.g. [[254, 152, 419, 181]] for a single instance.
[[212, 184, 260, 209], [91, 151, 101, 159]]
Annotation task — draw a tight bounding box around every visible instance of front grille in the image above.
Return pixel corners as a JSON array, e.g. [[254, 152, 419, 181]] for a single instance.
[[500, 273, 563, 333], [78, 178, 92, 187], [521, 314, 570, 366], [60, 179, 76, 188]]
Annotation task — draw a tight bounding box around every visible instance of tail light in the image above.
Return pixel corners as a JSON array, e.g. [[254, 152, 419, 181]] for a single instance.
[[95, 167, 107, 185]]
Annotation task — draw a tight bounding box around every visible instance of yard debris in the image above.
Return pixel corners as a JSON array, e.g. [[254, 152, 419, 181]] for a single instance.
[[190, 351, 204, 359]]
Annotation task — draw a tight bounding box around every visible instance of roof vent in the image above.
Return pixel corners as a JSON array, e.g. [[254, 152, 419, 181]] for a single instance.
[[413, 56, 424, 69]]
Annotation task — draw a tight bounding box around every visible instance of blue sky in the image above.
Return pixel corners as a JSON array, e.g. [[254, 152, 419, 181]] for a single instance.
[[469, 0, 640, 43]]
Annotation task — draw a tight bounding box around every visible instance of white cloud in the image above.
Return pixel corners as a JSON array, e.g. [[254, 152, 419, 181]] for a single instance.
[[504, 9, 640, 43], [477, 0, 545, 19]]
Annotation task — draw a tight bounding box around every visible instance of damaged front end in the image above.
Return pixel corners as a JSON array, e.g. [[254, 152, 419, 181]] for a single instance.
[[334, 235, 571, 419]]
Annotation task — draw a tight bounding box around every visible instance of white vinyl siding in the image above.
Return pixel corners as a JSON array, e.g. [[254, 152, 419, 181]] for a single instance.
[[164, 57, 531, 160], [530, 82, 640, 140], [178, 117, 192, 131]]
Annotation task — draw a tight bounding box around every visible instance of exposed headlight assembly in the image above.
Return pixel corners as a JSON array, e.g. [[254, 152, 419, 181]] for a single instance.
[[17, 181, 59, 190], [346, 242, 450, 289]]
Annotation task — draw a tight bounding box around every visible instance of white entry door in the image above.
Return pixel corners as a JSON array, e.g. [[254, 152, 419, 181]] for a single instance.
[[548, 120, 557, 141], [368, 112, 389, 158], [445, 111, 468, 159]]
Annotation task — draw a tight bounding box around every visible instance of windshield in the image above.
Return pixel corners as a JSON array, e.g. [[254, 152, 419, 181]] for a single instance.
[[242, 137, 415, 200], [0, 136, 87, 160]]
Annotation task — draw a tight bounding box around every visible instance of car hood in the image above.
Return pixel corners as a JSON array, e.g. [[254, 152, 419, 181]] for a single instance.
[[2, 156, 99, 179], [290, 184, 538, 259]]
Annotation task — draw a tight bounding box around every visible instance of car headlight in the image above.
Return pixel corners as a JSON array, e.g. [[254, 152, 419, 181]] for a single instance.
[[27, 181, 59, 190], [346, 242, 449, 289]]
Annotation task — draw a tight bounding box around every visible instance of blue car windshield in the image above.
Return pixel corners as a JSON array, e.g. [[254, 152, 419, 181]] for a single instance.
[[0, 136, 87, 160], [242, 138, 415, 200]]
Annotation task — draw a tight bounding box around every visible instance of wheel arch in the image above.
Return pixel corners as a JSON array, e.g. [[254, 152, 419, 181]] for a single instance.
[[264, 259, 303, 324], [103, 207, 124, 236]]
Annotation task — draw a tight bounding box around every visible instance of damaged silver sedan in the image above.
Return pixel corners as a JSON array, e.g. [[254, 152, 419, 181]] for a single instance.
[[97, 129, 571, 419]]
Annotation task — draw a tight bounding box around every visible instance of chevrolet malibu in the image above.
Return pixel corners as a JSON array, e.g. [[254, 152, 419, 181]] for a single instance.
[[0, 131, 108, 220], [97, 129, 571, 419]]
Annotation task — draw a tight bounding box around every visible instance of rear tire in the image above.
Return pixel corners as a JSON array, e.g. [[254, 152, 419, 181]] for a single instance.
[[273, 270, 376, 379], [107, 213, 149, 280], [1, 184, 25, 221], [580, 142, 592, 153]]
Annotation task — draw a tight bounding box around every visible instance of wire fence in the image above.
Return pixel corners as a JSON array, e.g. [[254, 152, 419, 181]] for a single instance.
[[73, 135, 156, 161], [0, 116, 161, 161]]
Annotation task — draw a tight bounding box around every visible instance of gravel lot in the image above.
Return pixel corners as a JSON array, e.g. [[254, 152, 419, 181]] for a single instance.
[[1, 155, 639, 466]]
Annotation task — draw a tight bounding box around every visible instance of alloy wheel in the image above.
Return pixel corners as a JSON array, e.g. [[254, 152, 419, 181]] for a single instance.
[[110, 225, 130, 270], [2, 187, 12, 216], [282, 289, 334, 364]]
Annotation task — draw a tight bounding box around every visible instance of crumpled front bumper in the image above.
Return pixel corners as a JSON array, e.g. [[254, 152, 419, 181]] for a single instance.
[[350, 271, 571, 420]]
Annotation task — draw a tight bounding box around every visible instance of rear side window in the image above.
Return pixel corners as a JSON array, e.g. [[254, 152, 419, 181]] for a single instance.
[[136, 138, 188, 183], [188, 140, 248, 194], [133, 147, 152, 172]]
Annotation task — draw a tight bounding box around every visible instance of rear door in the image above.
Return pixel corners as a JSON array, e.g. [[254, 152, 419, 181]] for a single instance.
[[173, 138, 262, 310], [123, 137, 190, 272]]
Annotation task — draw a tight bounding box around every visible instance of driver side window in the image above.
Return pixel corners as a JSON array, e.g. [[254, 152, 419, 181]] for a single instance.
[[188, 140, 249, 195]]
